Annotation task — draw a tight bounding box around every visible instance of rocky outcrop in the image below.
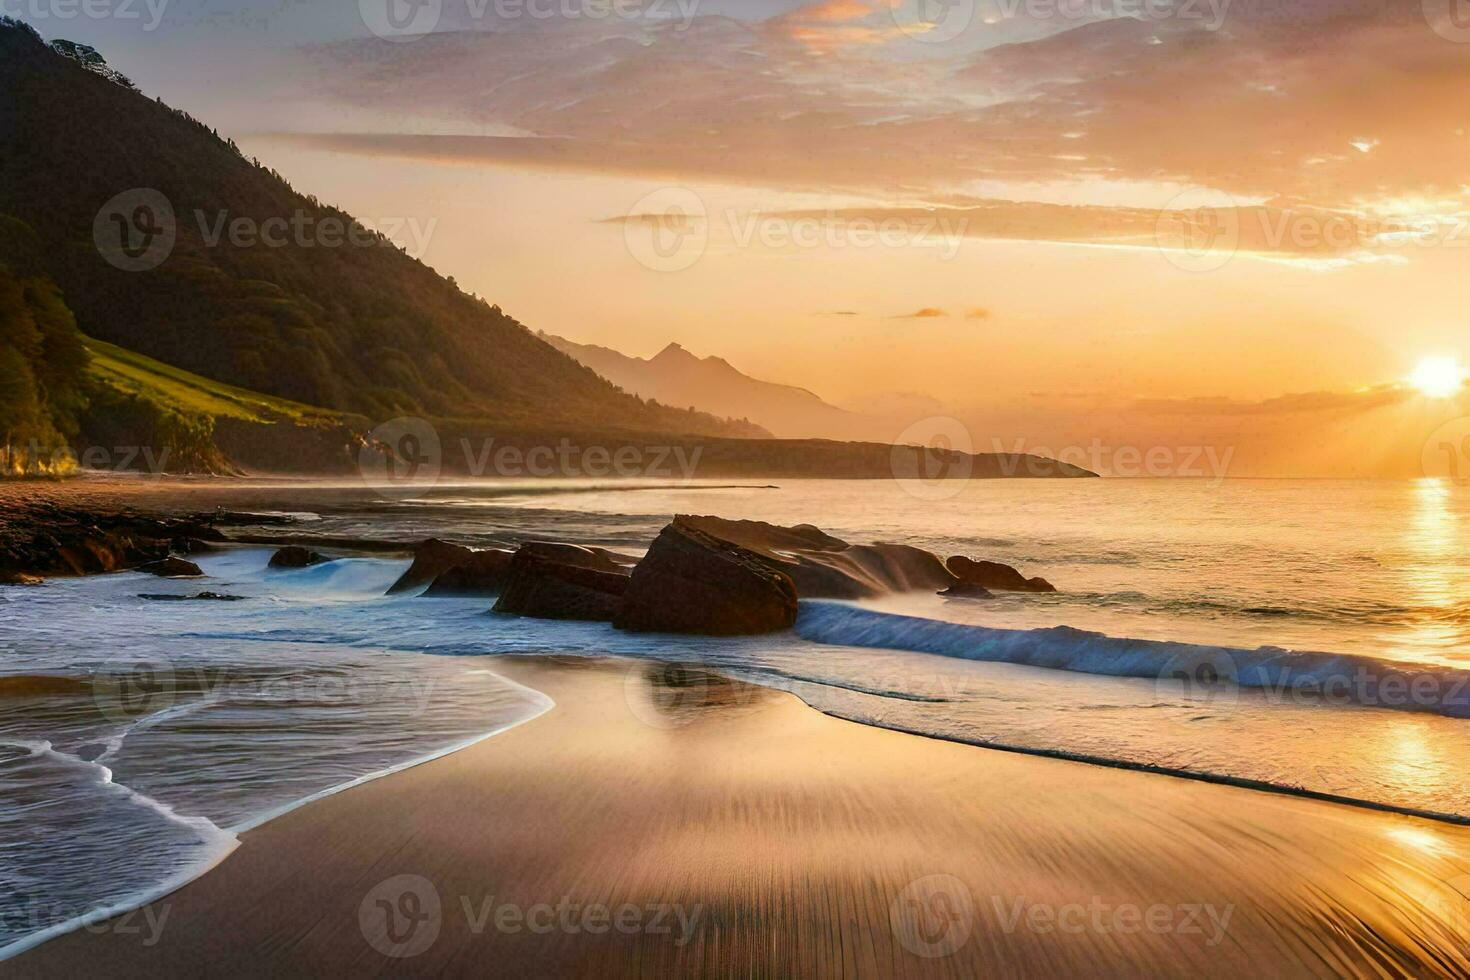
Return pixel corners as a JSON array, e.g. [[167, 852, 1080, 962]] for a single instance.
[[136, 557, 204, 577], [267, 546, 330, 569], [614, 520, 798, 635], [675, 515, 955, 599], [387, 539, 513, 596], [945, 556, 1056, 593], [492, 547, 630, 622], [0, 504, 225, 581]]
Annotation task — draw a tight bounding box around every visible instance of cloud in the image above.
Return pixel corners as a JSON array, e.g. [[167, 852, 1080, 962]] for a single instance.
[[1130, 385, 1413, 417], [965, 307, 990, 320], [892, 307, 948, 319], [283, 5, 1470, 241]]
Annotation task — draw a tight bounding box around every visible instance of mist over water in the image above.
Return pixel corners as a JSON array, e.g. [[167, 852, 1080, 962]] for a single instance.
[[3, 477, 1469, 957]]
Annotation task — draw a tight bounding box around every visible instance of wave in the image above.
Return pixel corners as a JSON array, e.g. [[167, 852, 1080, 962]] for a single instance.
[[794, 602, 1470, 719]]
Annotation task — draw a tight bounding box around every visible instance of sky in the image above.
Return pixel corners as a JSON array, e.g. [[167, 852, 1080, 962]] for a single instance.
[[20, 0, 1470, 475]]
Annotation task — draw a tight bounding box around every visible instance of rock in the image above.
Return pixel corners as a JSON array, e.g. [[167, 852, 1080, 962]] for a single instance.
[[614, 519, 798, 635], [268, 546, 329, 569], [387, 539, 511, 595], [939, 582, 993, 599], [0, 571, 43, 586], [136, 557, 205, 578], [0, 504, 225, 580], [512, 541, 637, 575], [945, 556, 1056, 593], [139, 591, 245, 601], [492, 547, 630, 621], [675, 515, 954, 599]]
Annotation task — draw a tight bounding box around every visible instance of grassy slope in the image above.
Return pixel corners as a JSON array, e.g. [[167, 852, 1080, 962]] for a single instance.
[[84, 336, 345, 427]]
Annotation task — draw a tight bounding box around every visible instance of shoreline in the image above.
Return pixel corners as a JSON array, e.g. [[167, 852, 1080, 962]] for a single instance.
[[0, 669, 554, 964], [13, 657, 1470, 976]]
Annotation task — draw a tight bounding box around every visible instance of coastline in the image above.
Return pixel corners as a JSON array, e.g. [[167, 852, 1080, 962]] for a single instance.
[[13, 657, 1470, 977]]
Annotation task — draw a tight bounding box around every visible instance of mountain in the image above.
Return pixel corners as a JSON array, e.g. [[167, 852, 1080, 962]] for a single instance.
[[0, 19, 760, 440], [540, 333, 888, 441]]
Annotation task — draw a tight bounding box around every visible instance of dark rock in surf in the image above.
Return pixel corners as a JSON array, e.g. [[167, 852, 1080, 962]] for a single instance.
[[939, 582, 994, 599], [492, 547, 629, 622], [139, 591, 244, 601], [614, 519, 798, 635], [387, 539, 512, 595], [136, 556, 204, 578], [674, 515, 954, 599], [945, 556, 1055, 593], [267, 546, 329, 569]]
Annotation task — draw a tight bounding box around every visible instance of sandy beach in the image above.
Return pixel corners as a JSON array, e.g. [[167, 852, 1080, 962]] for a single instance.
[[9, 656, 1470, 978]]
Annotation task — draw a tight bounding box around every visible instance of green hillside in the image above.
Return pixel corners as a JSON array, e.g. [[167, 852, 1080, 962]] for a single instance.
[[0, 18, 762, 439], [84, 337, 342, 426]]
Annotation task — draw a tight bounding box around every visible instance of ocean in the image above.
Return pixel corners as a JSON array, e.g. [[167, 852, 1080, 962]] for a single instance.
[[3, 476, 1469, 957]]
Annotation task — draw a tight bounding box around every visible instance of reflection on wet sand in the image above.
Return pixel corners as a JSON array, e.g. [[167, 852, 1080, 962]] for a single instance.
[[19, 657, 1470, 978]]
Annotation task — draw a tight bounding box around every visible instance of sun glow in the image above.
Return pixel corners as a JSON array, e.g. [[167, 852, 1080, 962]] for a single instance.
[[1409, 356, 1467, 398]]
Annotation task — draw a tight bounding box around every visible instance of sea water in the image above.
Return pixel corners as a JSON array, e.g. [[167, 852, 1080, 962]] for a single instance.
[[2, 476, 1469, 956]]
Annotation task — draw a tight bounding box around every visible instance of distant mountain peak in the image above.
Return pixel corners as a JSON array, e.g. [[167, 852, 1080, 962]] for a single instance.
[[541, 332, 889, 441]]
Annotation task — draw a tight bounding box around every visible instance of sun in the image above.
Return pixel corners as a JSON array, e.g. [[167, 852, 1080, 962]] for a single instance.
[[1409, 356, 1466, 398]]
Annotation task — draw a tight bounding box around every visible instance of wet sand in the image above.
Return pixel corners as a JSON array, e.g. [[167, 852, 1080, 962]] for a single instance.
[[11, 657, 1470, 978]]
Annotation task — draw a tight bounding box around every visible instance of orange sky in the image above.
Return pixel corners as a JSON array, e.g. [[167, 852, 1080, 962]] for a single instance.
[[42, 0, 1470, 475]]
